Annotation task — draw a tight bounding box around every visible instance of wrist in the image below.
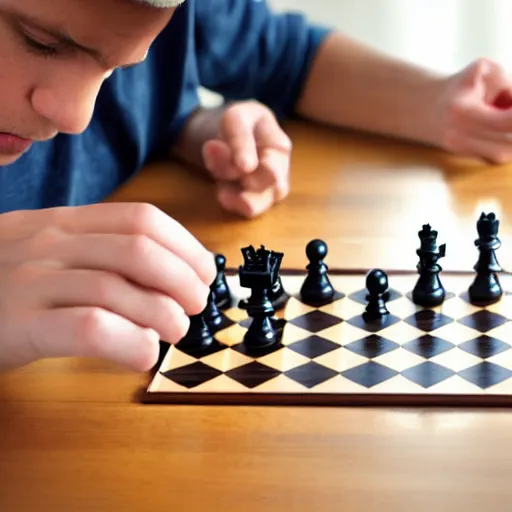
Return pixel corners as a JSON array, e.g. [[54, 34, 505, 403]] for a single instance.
[[170, 105, 225, 170]]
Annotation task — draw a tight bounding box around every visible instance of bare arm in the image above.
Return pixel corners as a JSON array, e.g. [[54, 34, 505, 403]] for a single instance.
[[294, 32, 447, 147]]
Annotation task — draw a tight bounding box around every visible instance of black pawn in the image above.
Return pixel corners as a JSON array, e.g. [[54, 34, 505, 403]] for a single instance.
[[364, 269, 389, 319], [212, 253, 232, 309], [300, 239, 335, 305], [203, 289, 223, 331], [176, 313, 213, 352], [468, 212, 503, 304]]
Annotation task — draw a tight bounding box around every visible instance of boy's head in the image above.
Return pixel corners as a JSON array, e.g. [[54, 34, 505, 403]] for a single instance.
[[0, 0, 182, 166]]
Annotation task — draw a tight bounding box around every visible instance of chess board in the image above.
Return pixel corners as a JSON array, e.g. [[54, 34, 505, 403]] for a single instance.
[[143, 270, 512, 406]]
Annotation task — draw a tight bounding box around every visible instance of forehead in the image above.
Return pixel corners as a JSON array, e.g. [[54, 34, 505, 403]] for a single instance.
[[1, 0, 174, 54]]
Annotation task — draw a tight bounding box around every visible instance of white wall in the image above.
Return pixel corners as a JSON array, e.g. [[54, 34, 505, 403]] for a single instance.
[[268, 0, 512, 74]]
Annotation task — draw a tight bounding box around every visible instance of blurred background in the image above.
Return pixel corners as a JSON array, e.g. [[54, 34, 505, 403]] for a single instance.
[[269, 0, 512, 74], [201, 0, 512, 106]]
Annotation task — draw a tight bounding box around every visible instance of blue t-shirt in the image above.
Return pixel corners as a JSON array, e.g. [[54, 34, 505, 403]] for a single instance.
[[0, 0, 330, 213]]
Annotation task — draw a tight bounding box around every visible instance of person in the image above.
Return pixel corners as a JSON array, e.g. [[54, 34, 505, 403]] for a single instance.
[[1, 0, 511, 372]]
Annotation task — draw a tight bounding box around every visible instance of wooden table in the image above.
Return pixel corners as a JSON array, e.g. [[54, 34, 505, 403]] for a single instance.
[[2, 120, 512, 511]]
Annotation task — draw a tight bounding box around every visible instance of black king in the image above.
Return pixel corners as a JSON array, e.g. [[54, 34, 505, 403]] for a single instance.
[[239, 245, 283, 349], [412, 224, 447, 307]]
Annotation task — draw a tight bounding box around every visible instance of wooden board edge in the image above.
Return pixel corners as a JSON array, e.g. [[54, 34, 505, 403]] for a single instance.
[[137, 389, 512, 407]]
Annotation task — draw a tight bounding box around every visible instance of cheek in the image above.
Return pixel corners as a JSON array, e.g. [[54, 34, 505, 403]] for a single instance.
[[0, 35, 40, 128]]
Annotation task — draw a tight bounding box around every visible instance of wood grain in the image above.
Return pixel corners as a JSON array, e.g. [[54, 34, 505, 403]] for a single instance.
[[2, 401, 512, 512], [109, 120, 512, 272], [2, 121, 512, 511]]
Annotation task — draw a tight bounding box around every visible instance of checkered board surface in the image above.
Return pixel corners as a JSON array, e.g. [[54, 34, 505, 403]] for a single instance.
[[144, 271, 512, 406]]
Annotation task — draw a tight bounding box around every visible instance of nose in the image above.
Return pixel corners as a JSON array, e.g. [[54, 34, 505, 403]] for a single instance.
[[30, 74, 105, 135]]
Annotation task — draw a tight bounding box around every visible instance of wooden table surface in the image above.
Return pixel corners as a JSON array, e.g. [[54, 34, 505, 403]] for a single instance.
[[2, 120, 512, 511]]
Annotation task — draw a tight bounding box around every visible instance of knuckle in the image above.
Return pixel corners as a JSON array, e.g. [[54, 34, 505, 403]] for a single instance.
[[9, 260, 55, 286], [126, 203, 160, 234], [127, 234, 154, 261], [25, 226, 65, 256], [78, 308, 108, 355]]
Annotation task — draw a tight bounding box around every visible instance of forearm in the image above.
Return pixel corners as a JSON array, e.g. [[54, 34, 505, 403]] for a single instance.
[[295, 32, 448, 146]]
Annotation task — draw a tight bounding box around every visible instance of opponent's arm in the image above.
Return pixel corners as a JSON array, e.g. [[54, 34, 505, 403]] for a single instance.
[[293, 32, 512, 161], [293, 33, 445, 147]]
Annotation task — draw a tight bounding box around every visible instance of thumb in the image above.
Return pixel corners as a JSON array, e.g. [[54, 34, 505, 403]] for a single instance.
[[202, 139, 243, 181]]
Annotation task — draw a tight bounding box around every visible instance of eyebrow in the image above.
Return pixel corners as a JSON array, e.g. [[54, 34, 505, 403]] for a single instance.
[[11, 10, 146, 69]]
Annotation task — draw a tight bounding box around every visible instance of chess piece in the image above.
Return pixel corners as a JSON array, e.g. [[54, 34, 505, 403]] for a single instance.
[[363, 269, 389, 319], [176, 312, 214, 352], [468, 212, 503, 304], [212, 253, 232, 309], [203, 288, 223, 331], [268, 251, 289, 309], [239, 247, 288, 310], [239, 245, 281, 349], [300, 239, 335, 305], [412, 224, 446, 307]]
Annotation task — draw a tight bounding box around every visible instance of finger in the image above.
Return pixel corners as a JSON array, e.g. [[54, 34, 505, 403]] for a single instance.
[[32, 233, 211, 316], [35, 268, 190, 344], [446, 132, 512, 164], [29, 307, 161, 371], [48, 203, 216, 287], [455, 60, 512, 131], [202, 139, 243, 181], [454, 97, 512, 133], [240, 148, 290, 194], [253, 113, 293, 154], [220, 106, 260, 172], [216, 182, 275, 218], [42, 203, 216, 285]]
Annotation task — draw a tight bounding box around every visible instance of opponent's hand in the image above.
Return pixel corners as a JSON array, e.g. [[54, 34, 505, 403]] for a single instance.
[[437, 58, 512, 163], [202, 100, 292, 218], [0, 203, 216, 372]]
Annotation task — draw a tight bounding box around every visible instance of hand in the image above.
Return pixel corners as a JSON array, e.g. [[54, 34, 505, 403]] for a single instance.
[[0, 203, 216, 372], [202, 100, 292, 218], [438, 58, 512, 163]]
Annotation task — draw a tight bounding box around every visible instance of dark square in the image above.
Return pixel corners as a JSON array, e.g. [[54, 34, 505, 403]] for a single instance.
[[285, 361, 338, 388], [346, 313, 400, 333], [289, 310, 343, 333], [225, 361, 282, 388], [231, 340, 283, 358], [403, 335, 455, 359], [178, 338, 229, 359], [349, 287, 402, 305], [404, 310, 453, 332], [298, 290, 345, 308], [341, 361, 398, 388], [459, 335, 511, 359], [345, 335, 399, 358], [458, 362, 512, 389], [287, 335, 340, 359], [161, 361, 222, 389], [401, 361, 455, 388], [459, 290, 502, 307], [457, 310, 509, 333]]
